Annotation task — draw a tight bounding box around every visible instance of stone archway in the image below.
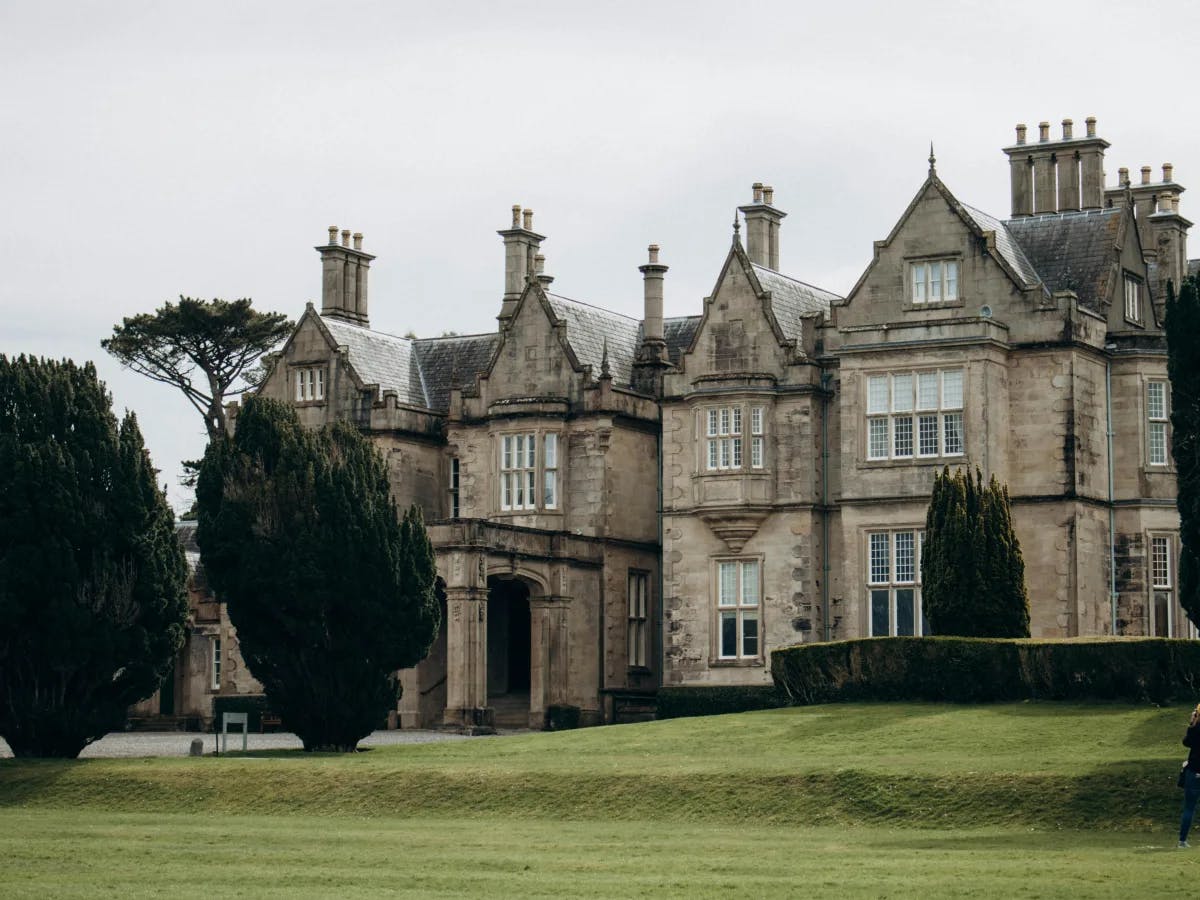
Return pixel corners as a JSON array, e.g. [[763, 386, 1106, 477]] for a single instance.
[[487, 576, 533, 727]]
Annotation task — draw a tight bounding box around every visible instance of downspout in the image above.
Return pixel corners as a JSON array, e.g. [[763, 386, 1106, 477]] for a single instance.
[[1106, 353, 1118, 634], [821, 372, 833, 642], [656, 410, 665, 688]]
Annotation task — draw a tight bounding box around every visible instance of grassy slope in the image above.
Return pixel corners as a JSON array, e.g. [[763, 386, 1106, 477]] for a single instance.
[[3, 703, 1199, 898]]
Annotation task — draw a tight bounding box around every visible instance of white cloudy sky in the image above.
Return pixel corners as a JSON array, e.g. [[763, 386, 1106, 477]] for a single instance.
[[4, 0, 1199, 512]]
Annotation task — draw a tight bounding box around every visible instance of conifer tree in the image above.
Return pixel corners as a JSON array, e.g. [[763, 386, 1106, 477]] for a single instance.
[[1166, 276, 1200, 629], [0, 356, 188, 757], [922, 467, 1029, 637], [196, 397, 440, 752]]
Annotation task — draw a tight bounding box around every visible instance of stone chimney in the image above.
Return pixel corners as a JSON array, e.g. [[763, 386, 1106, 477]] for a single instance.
[[1145, 171, 1191, 299], [497, 205, 545, 324], [638, 244, 668, 361], [317, 225, 374, 326], [737, 183, 786, 270], [1003, 116, 1109, 216], [534, 253, 554, 289]]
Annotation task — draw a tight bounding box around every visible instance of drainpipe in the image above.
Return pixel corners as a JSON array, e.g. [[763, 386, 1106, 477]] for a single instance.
[[656, 412, 665, 687], [1105, 352, 1118, 634], [821, 373, 833, 642]]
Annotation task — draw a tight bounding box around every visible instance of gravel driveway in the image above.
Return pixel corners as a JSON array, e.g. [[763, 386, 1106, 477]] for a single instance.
[[0, 728, 482, 758]]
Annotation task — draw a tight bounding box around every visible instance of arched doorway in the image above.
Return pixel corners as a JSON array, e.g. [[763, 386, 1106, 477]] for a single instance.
[[487, 576, 531, 727]]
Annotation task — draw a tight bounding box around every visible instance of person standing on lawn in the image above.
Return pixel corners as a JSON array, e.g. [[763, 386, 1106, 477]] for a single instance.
[[1179, 705, 1200, 849]]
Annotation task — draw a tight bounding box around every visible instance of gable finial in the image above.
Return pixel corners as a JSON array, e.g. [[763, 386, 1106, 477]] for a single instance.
[[928, 142, 937, 176], [732, 211, 741, 245], [600, 337, 612, 379]]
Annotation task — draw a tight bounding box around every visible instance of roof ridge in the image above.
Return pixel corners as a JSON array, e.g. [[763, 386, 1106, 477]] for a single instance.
[[547, 292, 641, 323], [412, 330, 499, 344], [750, 263, 842, 299], [322, 316, 413, 344], [1004, 207, 1120, 226]]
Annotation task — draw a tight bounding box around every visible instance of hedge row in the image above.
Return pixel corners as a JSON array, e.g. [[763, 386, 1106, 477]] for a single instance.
[[656, 684, 785, 720], [771, 637, 1200, 705]]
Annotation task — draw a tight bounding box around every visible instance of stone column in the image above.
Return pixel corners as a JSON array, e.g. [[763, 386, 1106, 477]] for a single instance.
[[443, 585, 493, 731], [529, 597, 570, 729]]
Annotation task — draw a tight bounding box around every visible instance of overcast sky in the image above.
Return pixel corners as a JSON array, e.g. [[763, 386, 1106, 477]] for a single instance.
[[4, 0, 1199, 512]]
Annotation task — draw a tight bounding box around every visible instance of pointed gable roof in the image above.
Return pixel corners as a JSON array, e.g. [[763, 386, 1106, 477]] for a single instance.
[[322, 316, 426, 406], [544, 292, 641, 386]]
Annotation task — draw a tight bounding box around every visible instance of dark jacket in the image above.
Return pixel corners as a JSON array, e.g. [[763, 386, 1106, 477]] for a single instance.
[[1184, 723, 1200, 773]]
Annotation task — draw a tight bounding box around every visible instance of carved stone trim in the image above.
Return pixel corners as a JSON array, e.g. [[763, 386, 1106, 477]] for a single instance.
[[698, 507, 770, 553]]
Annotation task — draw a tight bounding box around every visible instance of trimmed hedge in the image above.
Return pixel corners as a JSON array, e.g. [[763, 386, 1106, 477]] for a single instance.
[[656, 684, 785, 720], [771, 637, 1200, 705]]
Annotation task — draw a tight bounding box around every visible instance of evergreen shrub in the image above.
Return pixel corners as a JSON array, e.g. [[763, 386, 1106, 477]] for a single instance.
[[656, 684, 785, 720], [771, 637, 1200, 705]]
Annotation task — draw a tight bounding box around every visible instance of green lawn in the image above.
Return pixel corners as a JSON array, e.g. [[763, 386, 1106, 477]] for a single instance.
[[2, 702, 1198, 897]]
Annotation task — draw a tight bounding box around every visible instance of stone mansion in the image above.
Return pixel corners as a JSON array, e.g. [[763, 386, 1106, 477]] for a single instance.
[[146, 118, 1195, 731]]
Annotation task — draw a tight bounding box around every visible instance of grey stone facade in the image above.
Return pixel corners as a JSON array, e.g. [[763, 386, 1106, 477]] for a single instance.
[[199, 118, 1195, 728]]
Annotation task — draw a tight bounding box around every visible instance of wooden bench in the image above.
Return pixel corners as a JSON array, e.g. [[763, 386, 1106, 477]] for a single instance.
[[260, 712, 282, 732]]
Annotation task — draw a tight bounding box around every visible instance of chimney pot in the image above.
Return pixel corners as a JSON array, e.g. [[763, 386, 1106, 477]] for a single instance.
[[522, 208, 533, 231], [352, 232, 363, 250], [1164, 163, 1175, 183], [341, 229, 351, 247], [1038, 122, 1050, 142], [1160, 190, 1175, 214], [328, 225, 338, 244], [534, 253, 545, 274], [1086, 116, 1097, 137], [648, 243, 660, 264], [752, 182, 764, 203], [763, 185, 774, 206], [1062, 118, 1074, 140], [1118, 167, 1129, 186], [1141, 166, 1152, 186], [511, 205, 521, 228], [1016, 123, 1027, 144]]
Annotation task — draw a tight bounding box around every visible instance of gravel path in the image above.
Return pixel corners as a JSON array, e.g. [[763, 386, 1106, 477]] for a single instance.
[[0, 728, 491, 758]]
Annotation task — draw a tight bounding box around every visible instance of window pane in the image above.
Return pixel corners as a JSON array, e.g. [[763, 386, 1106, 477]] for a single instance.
[[742, 615, 759, 657], [1152, 537, 1171, 587], [731, 407, 742, 436], [502, 436, 513, 469], [720, 438, 731, 468], [868, 418, 888, 459], [741, 561, 759, 606], [942, 370, 963, 408], [917, 372, 939, 409], [720, 408, 730, 435], [708, 440, 718, 470], [1150, 423, 1167, 465], [945, 261, 958, 300], [544, 433, 557, 467], [502, 473, 512, 508], [892, 374, 913, 412], [869, 533, 890, 583], [752, 436, 764, 468], [721, 612, 738, 657], [912, 264, 926, 303], [893, 415, 913, 457], [895, 532, 915, 583], [895, 589, 916, 636], [732, 437, 743, 468], [868, 376, 889, 414], [527, 471, 536, 507], [943, 412, 964, 455], [718, 563, 737, 606], [295, 371, 303, 401], [526, 434, 536, 468], [929, 261, 943, 300], [871, 590, 890, 636], [918, 415, 939, 456], [708, 409, 719, 436], [1148, 382, 1166, 419], [751, 407, 764, 435], [544, 470, 556, 508]]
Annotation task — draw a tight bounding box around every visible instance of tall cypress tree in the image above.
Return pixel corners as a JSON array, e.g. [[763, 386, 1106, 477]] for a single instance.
[[0, 356, 188, 757], [1166, 277, 1200, 630], [197, 397, 440, 752], [922, 467, 1029, 637]]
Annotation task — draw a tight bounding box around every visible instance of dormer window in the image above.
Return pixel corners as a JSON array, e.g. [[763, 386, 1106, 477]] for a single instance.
[[1124, 274, 1144, 324], [910, 259, 959, 304], [294, 366, 325, 402]]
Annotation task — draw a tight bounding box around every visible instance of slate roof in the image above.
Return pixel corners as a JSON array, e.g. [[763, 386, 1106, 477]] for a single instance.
[[662, 316, 701, 366], [751, 265, 839, 342], [323, 317, 426, 407], [545, 293, 641, 385], [1004, 208, 1123, 310], [412, 333, 500, 411], [960, 204, 1042, 287]]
